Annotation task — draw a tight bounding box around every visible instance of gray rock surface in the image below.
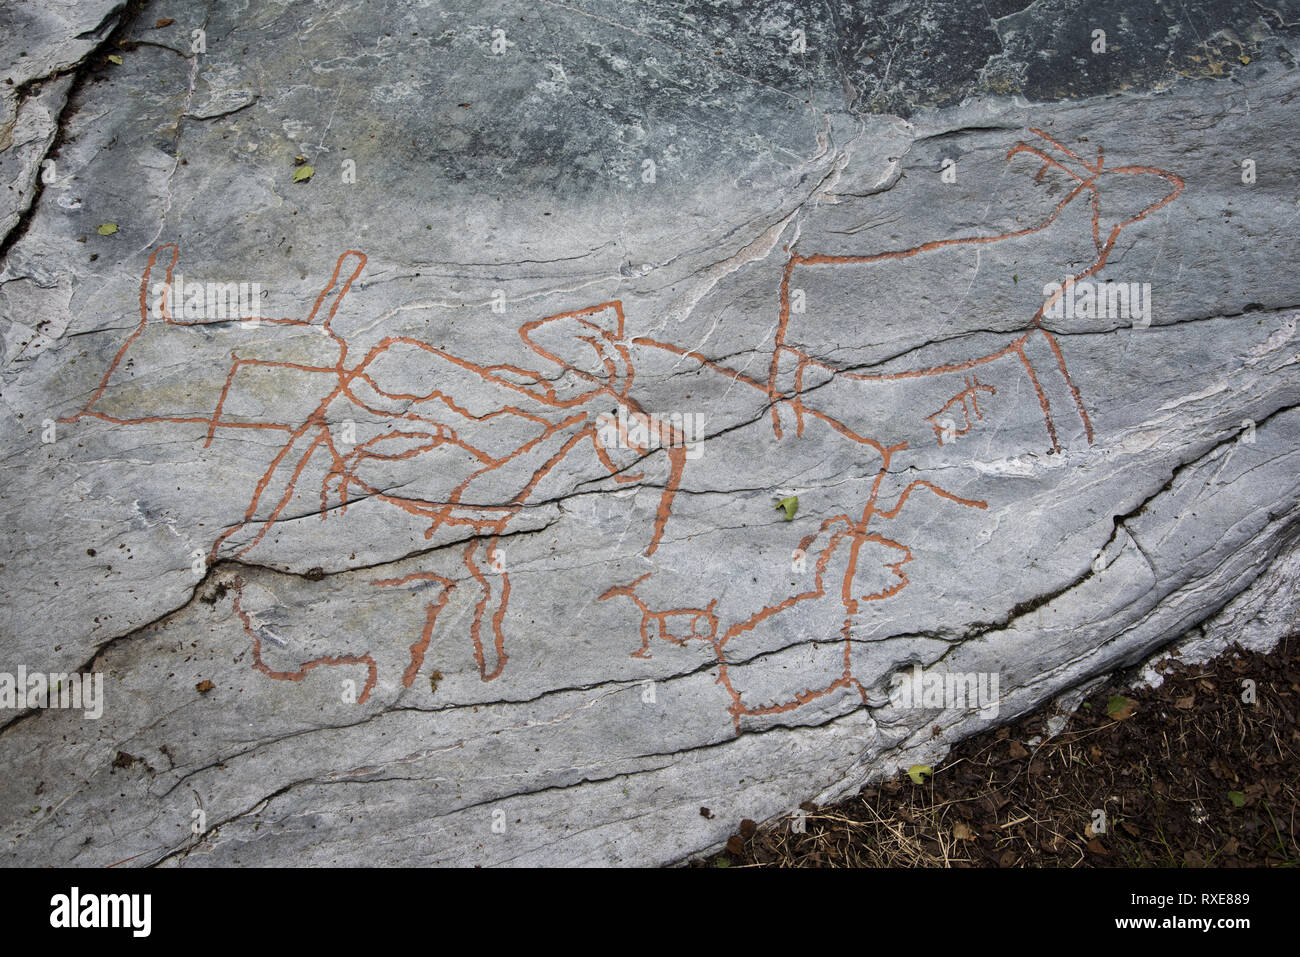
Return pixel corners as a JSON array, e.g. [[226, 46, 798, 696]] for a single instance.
[[1, 0, 1297, 866]]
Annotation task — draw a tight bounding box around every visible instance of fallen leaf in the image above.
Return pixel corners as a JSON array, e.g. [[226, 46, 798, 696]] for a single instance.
[[739, 818, 756, 839], [97, 223, 118, 235], [107, 54, 123, 65], [155, 18, 175, 28], [907, 764, 933, 785], [726, 835, 744, 855], [952, 821, 974, 841], [1227, 790, 1246, 808], [195, 679, 214, 694], [292, 165, 314, 183], [1106, 694, 1136, 720], [775, 495, 798, 520]]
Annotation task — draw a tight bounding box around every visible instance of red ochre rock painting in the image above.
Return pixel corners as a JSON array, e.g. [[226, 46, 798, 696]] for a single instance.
[[61, 129, 1184, 729]]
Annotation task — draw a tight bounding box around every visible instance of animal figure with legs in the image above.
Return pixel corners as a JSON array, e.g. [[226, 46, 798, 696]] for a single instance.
[[638, 128, 1185, 453], [65, 248, 692, 699]]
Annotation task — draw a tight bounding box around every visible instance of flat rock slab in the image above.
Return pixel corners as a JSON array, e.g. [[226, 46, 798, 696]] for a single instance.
[[1, 1, 1298, 866]]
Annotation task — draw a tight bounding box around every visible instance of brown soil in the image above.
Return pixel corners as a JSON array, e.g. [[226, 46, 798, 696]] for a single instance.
[[702, 635, 1298, 867]]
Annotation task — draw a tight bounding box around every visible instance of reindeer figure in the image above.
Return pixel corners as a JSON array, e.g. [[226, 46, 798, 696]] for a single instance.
[[64, 246, 695, 699], [638, 128, 1185, 454]]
